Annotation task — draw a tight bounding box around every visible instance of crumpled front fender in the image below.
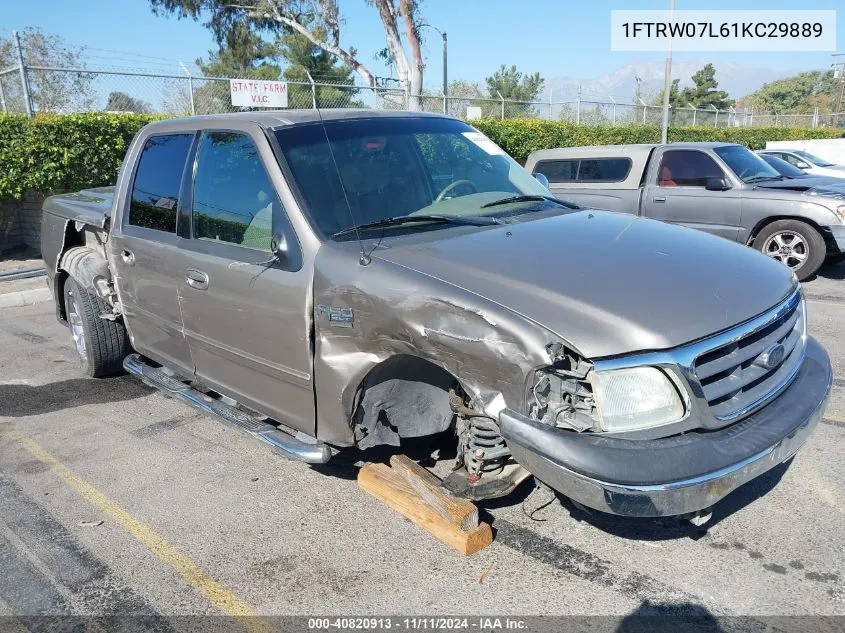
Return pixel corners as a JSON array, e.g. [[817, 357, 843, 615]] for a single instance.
[[312, 244, 571, 446]]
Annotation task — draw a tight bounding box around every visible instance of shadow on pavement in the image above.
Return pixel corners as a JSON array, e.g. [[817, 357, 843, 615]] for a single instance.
[[817, 259, 845, 280], [558, 459, 792, 541], [0, 375, 153, 417], [616, 601, 724, 633]]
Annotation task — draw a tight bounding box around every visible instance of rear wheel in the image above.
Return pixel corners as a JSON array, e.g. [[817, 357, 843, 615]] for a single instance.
[[63, 277, 130, 377], [753, 220, 826, 281]]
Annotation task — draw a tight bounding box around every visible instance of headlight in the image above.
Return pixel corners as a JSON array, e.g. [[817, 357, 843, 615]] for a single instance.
[[837, 205, 845, 221], [591, 367, 685, 432]]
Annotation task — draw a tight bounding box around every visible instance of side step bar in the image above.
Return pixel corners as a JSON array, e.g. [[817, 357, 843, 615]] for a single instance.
[[123, 354, 332, 464]]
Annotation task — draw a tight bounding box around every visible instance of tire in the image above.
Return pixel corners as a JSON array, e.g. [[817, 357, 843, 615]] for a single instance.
[[63, 277, 130, 377], [752, 220, 826, 281]]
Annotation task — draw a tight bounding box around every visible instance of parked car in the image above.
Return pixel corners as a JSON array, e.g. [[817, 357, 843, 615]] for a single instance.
[[41, 112, 830, 522], [526, 143, 845, 279], [757, 149, 845, 179], [765, 139, 845, 168], [757, 152, 815, 179]]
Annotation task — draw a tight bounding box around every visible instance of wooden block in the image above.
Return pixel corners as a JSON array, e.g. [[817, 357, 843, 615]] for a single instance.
[[389, 454, 479, 531], [358, 460, 493, 556]]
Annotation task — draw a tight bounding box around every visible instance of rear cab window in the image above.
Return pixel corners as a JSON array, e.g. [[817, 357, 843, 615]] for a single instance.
[[534, 158, 631, 183], [656, 150, 724, 187], [128, 133, 194, 235]]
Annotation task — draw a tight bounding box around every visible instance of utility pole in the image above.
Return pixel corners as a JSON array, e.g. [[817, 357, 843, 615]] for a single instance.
[[833, 56, 845, 116], [442, 32, 448, 97], [13, 30, 32, 117], [660, 0, 676, 143]]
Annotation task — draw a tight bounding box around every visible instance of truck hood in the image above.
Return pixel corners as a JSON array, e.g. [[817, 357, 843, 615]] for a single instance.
[[373, 210, 795, 358], [755, 177, 845, 197]]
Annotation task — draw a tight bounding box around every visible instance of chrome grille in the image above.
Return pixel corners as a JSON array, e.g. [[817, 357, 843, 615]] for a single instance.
[[693, 291, 806, 421]]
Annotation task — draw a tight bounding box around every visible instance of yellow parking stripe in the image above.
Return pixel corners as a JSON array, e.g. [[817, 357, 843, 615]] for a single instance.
[[824, 415, 845, 427], [2, 425, 272, 633]]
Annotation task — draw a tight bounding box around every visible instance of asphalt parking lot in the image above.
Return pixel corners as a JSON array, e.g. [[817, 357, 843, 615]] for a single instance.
[[1, 263, 844, 626]]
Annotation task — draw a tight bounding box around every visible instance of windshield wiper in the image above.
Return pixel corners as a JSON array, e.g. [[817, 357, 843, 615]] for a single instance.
[[480, 194, 576, 209], [746, 175, 784, 183], [331, 214, 501, 239]]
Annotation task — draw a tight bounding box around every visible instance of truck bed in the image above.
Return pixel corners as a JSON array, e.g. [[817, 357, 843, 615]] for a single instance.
[[42, 186, 115, 229]]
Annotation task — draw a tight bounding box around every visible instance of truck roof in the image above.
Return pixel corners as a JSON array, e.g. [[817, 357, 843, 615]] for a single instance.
[[527, 141, 740, 163], [140, 109, 451, 133]]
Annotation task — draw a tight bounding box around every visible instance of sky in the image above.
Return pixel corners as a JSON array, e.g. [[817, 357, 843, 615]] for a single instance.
[[2, 0, 843, 92]]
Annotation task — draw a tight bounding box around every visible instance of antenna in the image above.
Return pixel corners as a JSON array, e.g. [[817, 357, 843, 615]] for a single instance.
[[312, 105, 371, 265]]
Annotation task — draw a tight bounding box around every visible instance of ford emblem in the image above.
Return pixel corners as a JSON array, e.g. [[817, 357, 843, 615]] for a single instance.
[[756, 344, 785, 370]]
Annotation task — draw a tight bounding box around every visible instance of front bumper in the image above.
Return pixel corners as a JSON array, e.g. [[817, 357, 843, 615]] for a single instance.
[[499, 336, 831, 517], [825, 225, 845, 253]]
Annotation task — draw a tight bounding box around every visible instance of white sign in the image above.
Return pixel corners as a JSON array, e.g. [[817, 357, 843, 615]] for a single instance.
[[230, 80, 288, 108], [466, 106, 482, 120], [610, 10, 836, 52]]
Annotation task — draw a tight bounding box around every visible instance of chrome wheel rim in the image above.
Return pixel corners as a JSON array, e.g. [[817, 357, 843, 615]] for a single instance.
[[762, 231, 808, 270], [67, 290, 86, 359]]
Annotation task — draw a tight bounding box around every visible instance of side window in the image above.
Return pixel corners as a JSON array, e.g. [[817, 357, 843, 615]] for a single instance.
[[534, 159, 578, 183], [192, 132, 280, 252], [576, 158, 632, 183], [657, 150, 724, 187], [129, 134, 193, 233], [782, 153, 802, 167]]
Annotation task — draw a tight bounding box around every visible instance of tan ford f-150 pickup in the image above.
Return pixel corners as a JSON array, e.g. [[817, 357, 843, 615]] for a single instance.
[[41, 111, 831, 522]]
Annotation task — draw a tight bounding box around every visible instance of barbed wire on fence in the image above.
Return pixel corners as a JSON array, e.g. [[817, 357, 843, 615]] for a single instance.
[[1, 61, 844, 129]]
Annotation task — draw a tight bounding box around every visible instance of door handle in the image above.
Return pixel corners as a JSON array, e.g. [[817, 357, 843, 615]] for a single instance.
[[121, 249, 135, 266], [185, 268, 209, 291], [653, 196, 666, 203]]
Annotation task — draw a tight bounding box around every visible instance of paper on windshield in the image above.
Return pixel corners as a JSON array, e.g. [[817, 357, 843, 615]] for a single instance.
[[462, 132, 506, 156]]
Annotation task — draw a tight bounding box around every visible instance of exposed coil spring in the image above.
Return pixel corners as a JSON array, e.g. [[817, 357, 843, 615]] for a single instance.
[[465, 418, 507, 475]]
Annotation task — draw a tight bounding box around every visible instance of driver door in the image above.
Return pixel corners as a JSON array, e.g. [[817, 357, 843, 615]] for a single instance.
[[642, 149, 743, 242]]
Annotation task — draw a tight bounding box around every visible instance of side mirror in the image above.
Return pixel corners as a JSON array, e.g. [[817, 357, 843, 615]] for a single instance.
[[271, 232, 288, 260], [532, 172, 550, 189], [705, 177, 730, 191], [796, 161, 811, 169]]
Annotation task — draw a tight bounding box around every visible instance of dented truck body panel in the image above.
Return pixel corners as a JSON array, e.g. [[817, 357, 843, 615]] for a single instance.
[[40, 111, 832, 518]]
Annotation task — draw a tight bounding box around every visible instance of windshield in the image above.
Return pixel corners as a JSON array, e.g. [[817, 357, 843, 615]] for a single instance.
[[794, 150, 835, 167], [274, 117, 552, 239], [759, 153, 807, 178], [713, 145, 781, 183]]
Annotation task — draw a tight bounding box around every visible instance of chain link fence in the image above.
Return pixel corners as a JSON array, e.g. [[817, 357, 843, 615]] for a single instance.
[[2, 62, 844, 129]]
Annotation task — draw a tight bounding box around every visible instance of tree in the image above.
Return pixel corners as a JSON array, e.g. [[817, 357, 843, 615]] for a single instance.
[[441, 79, 484, 118], [682, 63, 733, 110], [738, 70, 837, 114], [279, 26, 360, 108], [149, 0, 427, 109], [484, 65, 544, 117], [485, 65, 544, 102], [105, 91, 152, 113], [0, 28, 94, 113]]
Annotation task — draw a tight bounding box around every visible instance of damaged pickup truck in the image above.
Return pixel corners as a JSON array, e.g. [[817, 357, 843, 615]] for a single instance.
[[42, 111, 832, 521]]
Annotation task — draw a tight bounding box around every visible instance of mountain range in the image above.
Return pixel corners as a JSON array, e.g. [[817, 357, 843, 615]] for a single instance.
[[541, 60, 801, 105]]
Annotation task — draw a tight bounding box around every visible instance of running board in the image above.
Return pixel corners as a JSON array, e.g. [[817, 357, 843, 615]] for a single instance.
[[123, 354, 332, 464]]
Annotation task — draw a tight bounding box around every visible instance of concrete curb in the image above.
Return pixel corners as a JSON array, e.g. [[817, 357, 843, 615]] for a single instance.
[[0, 287, 51, 309]]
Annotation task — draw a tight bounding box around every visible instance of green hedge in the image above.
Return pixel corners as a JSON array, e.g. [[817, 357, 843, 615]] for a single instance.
[[470, 118, 845, 164], [1, 112, 843, 201], [0, 113, 158, 201]]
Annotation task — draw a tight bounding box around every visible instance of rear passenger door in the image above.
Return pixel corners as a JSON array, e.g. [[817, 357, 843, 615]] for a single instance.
[[642, 149, 743, 241], [110, 132, 196, 373], [176, 129, 315, 435]]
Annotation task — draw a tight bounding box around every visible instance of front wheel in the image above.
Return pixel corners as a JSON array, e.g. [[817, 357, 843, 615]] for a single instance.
[[752, 220, 826, 281], [63, 277, 131, 377]]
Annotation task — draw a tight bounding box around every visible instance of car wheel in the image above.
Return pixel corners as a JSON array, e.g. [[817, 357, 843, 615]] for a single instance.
[[63, 277, 131, 377], [753, 220, 826, 281]]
